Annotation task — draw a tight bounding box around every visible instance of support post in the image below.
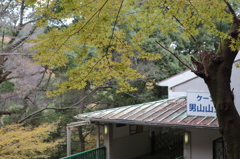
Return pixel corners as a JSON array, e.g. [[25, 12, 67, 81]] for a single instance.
[[183, 131, 191, 159], [67, 126, 72, 156], [96, 124, 100, 148], [103, 124, 113, 159]]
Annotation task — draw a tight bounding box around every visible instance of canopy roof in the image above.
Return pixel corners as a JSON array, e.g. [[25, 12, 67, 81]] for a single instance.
[[75, 97, 218, 129]]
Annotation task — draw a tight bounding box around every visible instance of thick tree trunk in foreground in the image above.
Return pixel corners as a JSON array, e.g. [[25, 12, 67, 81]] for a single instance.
[[192, 23, 240, 159]]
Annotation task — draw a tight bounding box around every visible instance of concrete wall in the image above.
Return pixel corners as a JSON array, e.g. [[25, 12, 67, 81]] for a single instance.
[[111, 124, 151, 159], [185, 128, 221, 159]]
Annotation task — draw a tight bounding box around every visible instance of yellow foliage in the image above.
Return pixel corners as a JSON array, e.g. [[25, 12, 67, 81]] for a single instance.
[[0, 123, 63, 159], [30, 0, 237, 96]]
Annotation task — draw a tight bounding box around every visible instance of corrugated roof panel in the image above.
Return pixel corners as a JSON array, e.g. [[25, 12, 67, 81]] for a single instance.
[[144, 101, 182, 122], [126, 103, 161, 120], [166, 108, 186, 123], [109, 105, 141, 119], [207, 117, 217, 125], [188, 116, 207, 125], [156, 104, 185, 122], [103, 105, 136, 119], [118, 104, 152, 120], [132, 102, 171, 121], [197, 117, 215, 126], [75, 96, 219, 129]]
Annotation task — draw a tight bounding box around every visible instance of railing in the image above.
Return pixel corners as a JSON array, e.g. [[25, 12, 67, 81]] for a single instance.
[[61, 146, 106, 159]]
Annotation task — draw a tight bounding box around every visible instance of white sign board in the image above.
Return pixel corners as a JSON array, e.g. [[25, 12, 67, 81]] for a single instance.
[[187, 92, 216, 117]]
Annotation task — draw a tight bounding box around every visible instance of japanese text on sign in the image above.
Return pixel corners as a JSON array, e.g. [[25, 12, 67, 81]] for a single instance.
[[187, 92, 216, 117]]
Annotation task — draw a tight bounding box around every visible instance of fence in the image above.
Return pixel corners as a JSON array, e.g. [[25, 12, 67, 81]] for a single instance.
[[61, 146, 106, 159]]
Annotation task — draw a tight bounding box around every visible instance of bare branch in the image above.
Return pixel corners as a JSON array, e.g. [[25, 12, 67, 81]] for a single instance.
[[0, 53, 32, 56], [224, 0, 240, 26], [0, 71, 12, 83], [49, 0, 110, 58], [1, 31, 4, 51], [83, 126, 94, 139], [0, 110, 21, 115], [17, 106, 78, 123], [3, 25, 37, 52], [0, 103, 28, 116], [19, 0, 25, 26], [17, 86, 111, 123], [156, 41, 195, 72], [164, 6, 201, 53], [0, 0, 12, 16]]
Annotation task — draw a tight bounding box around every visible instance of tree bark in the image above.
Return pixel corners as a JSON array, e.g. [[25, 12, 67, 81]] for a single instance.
[[192, 22, 240, 159], [77, 126, 86, 152]]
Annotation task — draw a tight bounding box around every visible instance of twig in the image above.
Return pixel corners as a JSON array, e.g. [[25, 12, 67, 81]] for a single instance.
[[49, 0, 110, 59], [82, 0, 124, 79], [17, 106, 78, 123], [156, 41, 195, 72], [83, 126, 94, 139], [17, 86, 111, 123], [224, 0, 240, 26], [0, 53, 32, 56], [164, 6, 201, 53]]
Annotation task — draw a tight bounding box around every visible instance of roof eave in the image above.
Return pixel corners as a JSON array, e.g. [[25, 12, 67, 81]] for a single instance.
[[75, 117, 219, 130]]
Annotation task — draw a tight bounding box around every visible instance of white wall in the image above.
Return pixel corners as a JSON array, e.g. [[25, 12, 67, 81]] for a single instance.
[[172, 78, 208, 93], [111, 124, 151, 159], [186, 128, 221, 159], [230, 64, 240, 113]]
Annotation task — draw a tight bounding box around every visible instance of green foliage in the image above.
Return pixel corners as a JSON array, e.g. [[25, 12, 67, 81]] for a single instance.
[[0, 81, 15, 93], [30, 0, 239, 97]]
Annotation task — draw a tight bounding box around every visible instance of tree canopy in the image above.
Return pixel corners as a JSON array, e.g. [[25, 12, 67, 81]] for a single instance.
[[0, 122, 63, 159], [31, 0, 239, 97]]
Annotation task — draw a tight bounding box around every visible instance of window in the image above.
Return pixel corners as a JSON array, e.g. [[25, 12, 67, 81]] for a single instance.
[[116, 123, 126, 127], [130, 125, 143, 135]]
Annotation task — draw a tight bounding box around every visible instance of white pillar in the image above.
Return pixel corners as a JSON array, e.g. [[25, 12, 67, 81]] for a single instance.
[[103, 124, 113, 159], [67, 127, 72, 156], [96, 125, 100, 148], [184, 131, 191, 159]]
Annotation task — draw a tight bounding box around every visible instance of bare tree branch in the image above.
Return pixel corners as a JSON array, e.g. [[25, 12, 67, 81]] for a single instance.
[[17, 86, 112, 123], [164, 6, 201, 53], [17, 106, 78, 123], [0, 53, 32, 56], [0, 103, 28, 116], [3, 25, 37, 52], [0, 71, 12, 83], [0, 0, 12, 16], [156, 41, 195, 72], [224, 0, 240, 26], [83, 126, 94, 139]]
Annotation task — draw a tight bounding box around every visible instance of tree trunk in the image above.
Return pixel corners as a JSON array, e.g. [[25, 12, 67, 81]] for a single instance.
[[0, 55, 7, 84], [193, 22, 240, 159], [78, 100, 85, 152], [77, 126, 85, 152]]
